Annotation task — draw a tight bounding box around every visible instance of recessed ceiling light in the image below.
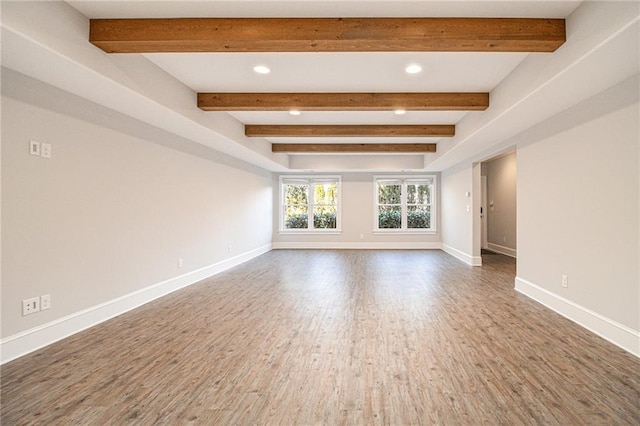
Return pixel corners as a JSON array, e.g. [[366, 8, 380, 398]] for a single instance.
[[394, 109, 406, 115], [289, 109, 301, 116], [253, 65, 270, 74], [405, 64, 422, 74]]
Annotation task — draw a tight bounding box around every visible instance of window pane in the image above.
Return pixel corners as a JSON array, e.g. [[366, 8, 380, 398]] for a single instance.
[[407, 205, 431, 229], [284, 205, 308, 229], [378, 205, 402, 229], [418, 184, 431, 205], [378, 184, 401, 204], [314, 182, 338, 205], [407, 183, 431, 205], [407, 184, 417, 204], [313, 206, 337, 229], [285, 184, 308, 205]]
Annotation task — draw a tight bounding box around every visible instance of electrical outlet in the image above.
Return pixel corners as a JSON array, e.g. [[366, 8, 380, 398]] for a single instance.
[[561, 275, 568, 288], [41, 143, 52, 159], [41, 294, 51, 310], [228, 245, 232, 254], [23, 297, 40, 316], [178, 258, 183, 268]]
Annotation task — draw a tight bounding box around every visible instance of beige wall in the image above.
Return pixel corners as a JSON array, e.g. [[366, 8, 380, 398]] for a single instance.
[[441, 163, 480, 265], [484, 152, 517, 254], [272, 173, 441, 247], [1, 71, 274, 339], [517, 100, 639, 331]]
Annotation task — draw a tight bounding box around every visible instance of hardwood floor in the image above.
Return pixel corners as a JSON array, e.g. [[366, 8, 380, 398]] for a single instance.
[[2, 250, 639, 425]]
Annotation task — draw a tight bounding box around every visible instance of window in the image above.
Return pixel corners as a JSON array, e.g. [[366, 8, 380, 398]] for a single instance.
[[375, 176, 436, 232], [280, 176, 341, 232]]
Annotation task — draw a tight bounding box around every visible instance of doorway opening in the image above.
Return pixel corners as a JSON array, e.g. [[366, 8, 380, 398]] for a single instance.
[[479, 151, 517, 261]]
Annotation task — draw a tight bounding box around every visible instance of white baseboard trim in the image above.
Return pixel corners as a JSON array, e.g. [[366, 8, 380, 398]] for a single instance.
[[0, 244, 272, 365], [441, 244, 482, 266], [486, 242, 517, 258], [515, 276, 640, 358], [272, 241, 442, 250]]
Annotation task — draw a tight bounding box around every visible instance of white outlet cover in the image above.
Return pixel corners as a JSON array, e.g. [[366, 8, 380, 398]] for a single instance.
[[41, 294, 51, 310], [41, 143, 52, 158], [22, 297, 40, 315]]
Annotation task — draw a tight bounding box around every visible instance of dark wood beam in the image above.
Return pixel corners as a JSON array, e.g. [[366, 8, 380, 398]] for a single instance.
[[246, 124, 455, 137], [198, 93, 489, 111], [90, 18, 566, 53], [271, 143, 437, 153]]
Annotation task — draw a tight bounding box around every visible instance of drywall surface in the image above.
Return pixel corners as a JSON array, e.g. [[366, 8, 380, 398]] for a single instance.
[[518, 101, 639, 331], [441, 163, 478, 265], [485, 152, 517, 254], [1, 71, 274, 339]]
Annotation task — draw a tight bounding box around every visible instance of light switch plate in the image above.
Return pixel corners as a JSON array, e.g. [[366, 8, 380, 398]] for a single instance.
[[23, 297, 40, 315], [29, 140, 41, 156]]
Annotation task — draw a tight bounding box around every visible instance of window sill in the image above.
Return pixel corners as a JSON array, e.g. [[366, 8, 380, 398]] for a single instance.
[[279, 230, 342, 235], [373, 230, 437, 235]]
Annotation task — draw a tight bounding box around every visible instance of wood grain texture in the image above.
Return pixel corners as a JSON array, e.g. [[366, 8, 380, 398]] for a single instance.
[[2, 250, 639, 424], [245, 124, 455, 137], [198, 92, 489, 111], [271, 143, 437, 153], [90, 18, 566, 53]]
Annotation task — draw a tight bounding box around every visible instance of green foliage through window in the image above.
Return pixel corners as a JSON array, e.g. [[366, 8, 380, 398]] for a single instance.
[[407, 208, 431, 229], [285, 184, 308, 205], [376, 177, 435, 231], [313, 211, 337, 229], [378, 183, 401, 204], [378, 206, 401, 228], [285, 213, 308, 229], [282, 178, 340, 231]]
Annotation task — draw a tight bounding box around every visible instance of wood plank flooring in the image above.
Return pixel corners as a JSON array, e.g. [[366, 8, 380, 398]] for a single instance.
[[2, 250, 639, 425]]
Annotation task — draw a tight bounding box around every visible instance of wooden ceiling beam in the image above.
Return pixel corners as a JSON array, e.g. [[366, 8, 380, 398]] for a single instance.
[[90, 18, 566, 53], [246, 124, 455, 137], [198, 92, 489, 111], [271, 143, 437, 153]]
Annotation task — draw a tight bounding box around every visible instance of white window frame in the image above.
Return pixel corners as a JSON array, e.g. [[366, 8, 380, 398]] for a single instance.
[[279, 175, 342, 234], [373, 175, 437, 234]]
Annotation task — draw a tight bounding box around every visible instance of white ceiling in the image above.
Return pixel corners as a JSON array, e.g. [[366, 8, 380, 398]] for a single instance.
[[143, 52, 528, 94], [68, 1, 581, 154], [144, 52, 526, 148], [5, 1, 636, 173], [68, 0, 581, 19]]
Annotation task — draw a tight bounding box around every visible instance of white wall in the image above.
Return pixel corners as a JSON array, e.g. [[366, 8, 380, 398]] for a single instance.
[[273, 173, 441, 249], [289, 155, 425, 172], [516, 87, 639, 354], [484, 152, 517, 257], [1, 0, 287, 172], [441, 163, 481, 266], [1, 70, 273, 360]]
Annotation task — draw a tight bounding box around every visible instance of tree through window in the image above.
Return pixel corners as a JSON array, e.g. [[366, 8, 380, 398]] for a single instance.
[[281, 176, 341, 232], [375, 176, 436, 232]]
